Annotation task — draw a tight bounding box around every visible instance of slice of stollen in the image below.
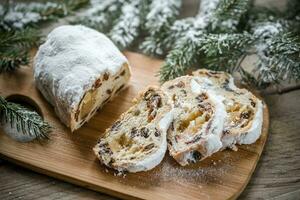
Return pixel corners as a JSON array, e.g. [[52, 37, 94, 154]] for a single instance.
[[192, 69, 264, 149], [93, 86, 172, 172], [161, 76, 226, 166]]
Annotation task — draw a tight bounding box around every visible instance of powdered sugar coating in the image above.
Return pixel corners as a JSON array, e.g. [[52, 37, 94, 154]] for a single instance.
[[34, 25, 130, 129], [34, 25, 128, 109]]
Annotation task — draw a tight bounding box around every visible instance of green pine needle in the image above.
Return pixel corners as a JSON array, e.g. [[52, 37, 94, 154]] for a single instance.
[[71, 0, 128, 32], [0, 0, 88, 73], [0, 28, 40, 48], [139, 0, 182, 56], [0, 0, 89, 31], [255, 32, 300, 86], [0, 96, 51, 140], [201, 33, 254, 57], [200, 33, 254, 72], [109, 0, 147, 50], [0, 28, 41, 73], [159, 32, 254, 82], [159, 31, 204, 82], [209, 0, 252, 33]]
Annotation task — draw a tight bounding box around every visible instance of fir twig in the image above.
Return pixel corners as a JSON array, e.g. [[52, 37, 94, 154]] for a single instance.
[[71, 0, 127, 32], [139, 0, 182, 56], [0, 96, 51, 140], [0, 28, 40, 73], [159, 0, 300, 90], [201, 33, 254, 71], [208, 0, 252, 32], [151, 0, 220, 55], [0, 0, 87, 73], [201, 33, 253, 57], [0, 0, 89, 31], [159, 30, 205, 82], [159, 0, 253, 82], [109, 0, 149, 50], [155, 18, 196, 55], [255, 32, 300, 86]]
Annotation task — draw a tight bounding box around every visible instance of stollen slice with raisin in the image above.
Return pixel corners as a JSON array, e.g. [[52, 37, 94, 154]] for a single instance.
[[192, 69, 263, 149], [93, 86, 172, 172], [161, 76, 226, 166]]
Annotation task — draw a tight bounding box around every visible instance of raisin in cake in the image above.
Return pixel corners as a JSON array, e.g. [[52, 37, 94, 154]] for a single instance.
[[161, 76, 226, 166], [192, 69, 263, 149], [93, 86, 172, 172], [34, 25, 131, 131]]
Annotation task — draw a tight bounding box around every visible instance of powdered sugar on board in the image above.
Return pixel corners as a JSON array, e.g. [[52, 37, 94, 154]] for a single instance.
[[98, 149, 242, 189], [34, 25, 128, 109]]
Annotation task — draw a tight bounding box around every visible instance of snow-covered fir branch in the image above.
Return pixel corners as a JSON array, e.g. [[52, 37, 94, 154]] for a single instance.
[[0, 0, 88, 31], [158, 0, 220, 81], [159, 32, 254, 82], [145, 0, 220, 59], [159, 30, 203, 81], [162, 16, 300, 87], [200, 33, 254, 73], [0, 96, 51, 140], [251, 21, 300, 87], [109, 0, 148, 50], [209, 0, 251, 33], [0, 28, 41, 73], [0, 0, 87, 73], [139, 0, 182, 56], [0, 2, 61, 30], [159, 0, 252, 82], [71, 0, 128, 32]]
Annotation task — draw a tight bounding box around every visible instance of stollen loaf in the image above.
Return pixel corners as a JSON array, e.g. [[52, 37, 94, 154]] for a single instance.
[[34, 25, 131, 131]]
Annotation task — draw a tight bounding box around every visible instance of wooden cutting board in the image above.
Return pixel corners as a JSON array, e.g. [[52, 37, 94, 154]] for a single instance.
[[0, 51, 269, 200]]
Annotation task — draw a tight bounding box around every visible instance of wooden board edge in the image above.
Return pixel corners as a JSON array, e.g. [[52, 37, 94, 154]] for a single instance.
[[229, 103, 270, 200], [0, 154, 140, 200]]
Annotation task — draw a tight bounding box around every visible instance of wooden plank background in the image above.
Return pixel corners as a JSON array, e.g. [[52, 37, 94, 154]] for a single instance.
[[0, 0, 299, 199]]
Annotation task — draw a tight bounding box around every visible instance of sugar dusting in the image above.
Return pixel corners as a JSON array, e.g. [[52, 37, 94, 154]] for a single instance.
[[34, 25, 128, 110], [107, 150, 240, 191], [150, 157, 231, 185]]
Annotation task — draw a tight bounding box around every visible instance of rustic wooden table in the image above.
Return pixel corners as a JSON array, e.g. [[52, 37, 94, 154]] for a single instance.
[[1, 0, 299, 199]]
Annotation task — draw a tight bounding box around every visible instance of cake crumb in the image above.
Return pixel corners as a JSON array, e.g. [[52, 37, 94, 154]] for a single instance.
[[231, 145, 238, 151]]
